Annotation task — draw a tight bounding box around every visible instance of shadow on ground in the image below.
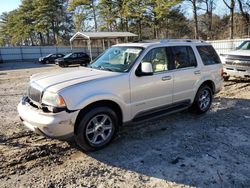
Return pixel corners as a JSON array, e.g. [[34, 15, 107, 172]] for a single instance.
[[86, 97, 250, 187]]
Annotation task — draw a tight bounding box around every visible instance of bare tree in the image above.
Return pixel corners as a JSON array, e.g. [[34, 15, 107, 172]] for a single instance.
[[223, 0, 235, 39], [187, 0, 199, 39], [200, 0, 215, 39], [237, 0, 250, 36]]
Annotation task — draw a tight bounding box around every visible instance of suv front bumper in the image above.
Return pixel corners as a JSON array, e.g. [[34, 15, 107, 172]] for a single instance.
[[17, 96, 79, 139]]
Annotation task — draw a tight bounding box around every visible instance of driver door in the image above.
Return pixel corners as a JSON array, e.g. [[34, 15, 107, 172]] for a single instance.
[[130, 47, 174, 118]]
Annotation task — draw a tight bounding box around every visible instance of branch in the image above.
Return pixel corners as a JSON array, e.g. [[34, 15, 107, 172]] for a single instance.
[[223, 0, 231, 9]]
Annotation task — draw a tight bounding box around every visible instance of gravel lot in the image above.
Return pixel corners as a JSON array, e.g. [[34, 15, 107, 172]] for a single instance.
[[0, 62, 250, 188]]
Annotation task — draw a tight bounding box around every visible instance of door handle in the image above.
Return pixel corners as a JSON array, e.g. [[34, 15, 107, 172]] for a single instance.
[[194, 70, 201, 75], [162, 76, 172, 81]]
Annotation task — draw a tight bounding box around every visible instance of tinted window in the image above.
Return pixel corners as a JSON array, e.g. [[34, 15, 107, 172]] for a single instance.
[[171, 46, 197, 69], [78, 53, 84, 58], [71, 53, 77, 58], [141, 47, 169, 73], [197, 45, 221, 65]]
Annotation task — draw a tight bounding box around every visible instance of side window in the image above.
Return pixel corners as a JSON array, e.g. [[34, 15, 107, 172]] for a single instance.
[[141, 47, 169, 73], [196, 45, 221, 65], [171, 46, 197, 69], [51, 54, 56, 58], [71, 53, 77, 58], [57, 54, 63, 58]]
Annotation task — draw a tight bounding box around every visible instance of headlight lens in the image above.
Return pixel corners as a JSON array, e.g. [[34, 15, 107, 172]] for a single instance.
[[42, 91, 66, 107]]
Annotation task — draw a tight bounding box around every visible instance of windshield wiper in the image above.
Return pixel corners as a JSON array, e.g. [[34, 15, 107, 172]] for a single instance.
[[97, 66, 114, 72]]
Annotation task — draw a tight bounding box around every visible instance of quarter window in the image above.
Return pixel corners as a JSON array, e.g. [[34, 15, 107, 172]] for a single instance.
[[141, 47, 169, 73], [171, 46, 197, 69], [196, 45, 221, 65]]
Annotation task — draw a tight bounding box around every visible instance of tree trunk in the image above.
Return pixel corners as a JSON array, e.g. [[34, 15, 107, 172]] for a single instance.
[[138, 19, 142, 40], [230, 0, 235, 39], [38, 32, 43, 46], [92, 0, 98, 32], [193, 0, 199, 39]]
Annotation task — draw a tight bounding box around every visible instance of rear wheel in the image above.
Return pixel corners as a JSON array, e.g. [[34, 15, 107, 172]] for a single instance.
[[75, 107, 118, 151], [192, 85, 212, 114]]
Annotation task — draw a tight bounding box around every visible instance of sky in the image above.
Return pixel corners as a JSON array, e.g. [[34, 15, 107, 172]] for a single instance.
[[0, 0, 230, 18], [0, 0, 21, 15]]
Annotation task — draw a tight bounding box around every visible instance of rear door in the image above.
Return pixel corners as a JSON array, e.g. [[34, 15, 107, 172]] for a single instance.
[[170, 45, 201, 103]]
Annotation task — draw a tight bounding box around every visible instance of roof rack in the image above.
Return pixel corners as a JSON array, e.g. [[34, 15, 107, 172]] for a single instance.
[[160, 39, 206, 43]]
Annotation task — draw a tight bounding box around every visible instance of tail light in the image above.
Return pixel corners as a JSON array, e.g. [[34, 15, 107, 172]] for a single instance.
[[220, 68, 224, 77]]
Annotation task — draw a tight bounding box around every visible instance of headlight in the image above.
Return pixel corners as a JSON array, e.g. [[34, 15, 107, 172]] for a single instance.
[[42, 91, 66, 107]]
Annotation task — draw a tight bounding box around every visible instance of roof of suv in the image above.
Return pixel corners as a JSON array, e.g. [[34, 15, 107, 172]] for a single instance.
[[114, 39, 209, 48]]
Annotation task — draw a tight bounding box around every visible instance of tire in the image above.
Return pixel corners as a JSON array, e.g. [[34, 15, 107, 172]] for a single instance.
[[75, 106, 119, 151], [192, 85, 213, 114], [58, 63, 64, 67], [64, 62, 69, 67], [46, 60, 49, 64], [223, 76, 230, 81]]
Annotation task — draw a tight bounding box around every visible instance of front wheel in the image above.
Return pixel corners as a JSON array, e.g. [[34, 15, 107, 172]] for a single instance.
[[192, 85, 212, 114], [75, 107, 118, 151]]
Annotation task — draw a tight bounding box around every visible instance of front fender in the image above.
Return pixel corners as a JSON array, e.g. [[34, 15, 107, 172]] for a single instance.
[[65, 93, 131, 123]]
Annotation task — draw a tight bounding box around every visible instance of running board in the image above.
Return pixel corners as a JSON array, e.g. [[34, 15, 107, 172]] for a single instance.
[[132, 100, 191, 123]]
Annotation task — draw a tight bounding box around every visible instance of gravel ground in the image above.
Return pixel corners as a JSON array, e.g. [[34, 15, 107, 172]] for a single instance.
[[0, 62, 250, 188]]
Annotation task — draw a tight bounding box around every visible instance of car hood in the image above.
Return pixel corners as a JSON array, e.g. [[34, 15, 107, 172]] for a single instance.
[[30, 67, 121, 93], [222, 50, 250, 57]]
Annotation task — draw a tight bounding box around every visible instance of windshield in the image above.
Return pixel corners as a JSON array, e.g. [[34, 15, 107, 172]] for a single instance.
[[64, 53, 73, 58], [45, 54, 52, 57], [237, 41, 250, 50], [90, 46, 143, 72]]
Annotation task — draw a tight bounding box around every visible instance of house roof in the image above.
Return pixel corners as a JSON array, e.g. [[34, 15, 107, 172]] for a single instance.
[[70, 32, 138, 42]]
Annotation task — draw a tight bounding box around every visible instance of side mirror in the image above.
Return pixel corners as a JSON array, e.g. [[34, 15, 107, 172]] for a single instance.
[[136, 62, 153, 76]]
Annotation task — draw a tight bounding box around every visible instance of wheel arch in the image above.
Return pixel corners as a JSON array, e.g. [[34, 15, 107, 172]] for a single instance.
[[199, 80, 215, 94], [74, 100, 123, 134]]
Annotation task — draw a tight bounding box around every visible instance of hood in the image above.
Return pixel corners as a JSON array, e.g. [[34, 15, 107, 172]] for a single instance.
[[30, 67, 120, 93], [222, 50, 250, 57]]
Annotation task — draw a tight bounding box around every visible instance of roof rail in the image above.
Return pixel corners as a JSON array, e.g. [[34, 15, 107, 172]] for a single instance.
[[160, 39, 206, 43]]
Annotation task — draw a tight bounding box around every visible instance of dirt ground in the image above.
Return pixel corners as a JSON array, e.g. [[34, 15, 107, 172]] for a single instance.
[[0, 62, 250, 188]]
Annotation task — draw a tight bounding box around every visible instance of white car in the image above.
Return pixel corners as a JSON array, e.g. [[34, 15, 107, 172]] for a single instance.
[[220, 40, 250, 80], [18, 40, 223, 151]]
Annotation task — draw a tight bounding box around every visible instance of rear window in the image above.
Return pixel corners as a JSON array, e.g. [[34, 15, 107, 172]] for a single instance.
[[197, 45, 221, 65]]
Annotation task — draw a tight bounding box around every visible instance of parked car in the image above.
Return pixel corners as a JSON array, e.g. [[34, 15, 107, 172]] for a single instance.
[[39, 53, 64, 64], [55, 52, 91, 67], [220, 40, 250, 80], [18, 40, 223, 151]]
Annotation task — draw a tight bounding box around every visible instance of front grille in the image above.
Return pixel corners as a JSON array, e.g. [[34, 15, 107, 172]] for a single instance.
[[226, 55, 250, 61], [28, 84, 42, 102], [225, 61, 250, 67]]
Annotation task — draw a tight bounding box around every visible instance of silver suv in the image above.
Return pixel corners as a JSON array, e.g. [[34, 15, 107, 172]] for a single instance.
[[18, 40, 223, 151]]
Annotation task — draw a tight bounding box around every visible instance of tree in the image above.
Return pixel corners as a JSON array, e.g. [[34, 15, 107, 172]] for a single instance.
[[237, 0, 250, 36], [187, 0, 199, 39], [223, 0, 235, 39], [69, 0, 98, 31], [199, 0, 216, 39]]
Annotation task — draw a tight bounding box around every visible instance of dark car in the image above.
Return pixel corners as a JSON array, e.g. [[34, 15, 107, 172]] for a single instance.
[[39, 53, 64, 64], [55, 52, 91, 67]]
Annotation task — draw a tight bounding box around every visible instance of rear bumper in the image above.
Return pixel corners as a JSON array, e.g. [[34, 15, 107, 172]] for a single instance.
[[223, 65, 250, 78], [17, 96, 79, 139]]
